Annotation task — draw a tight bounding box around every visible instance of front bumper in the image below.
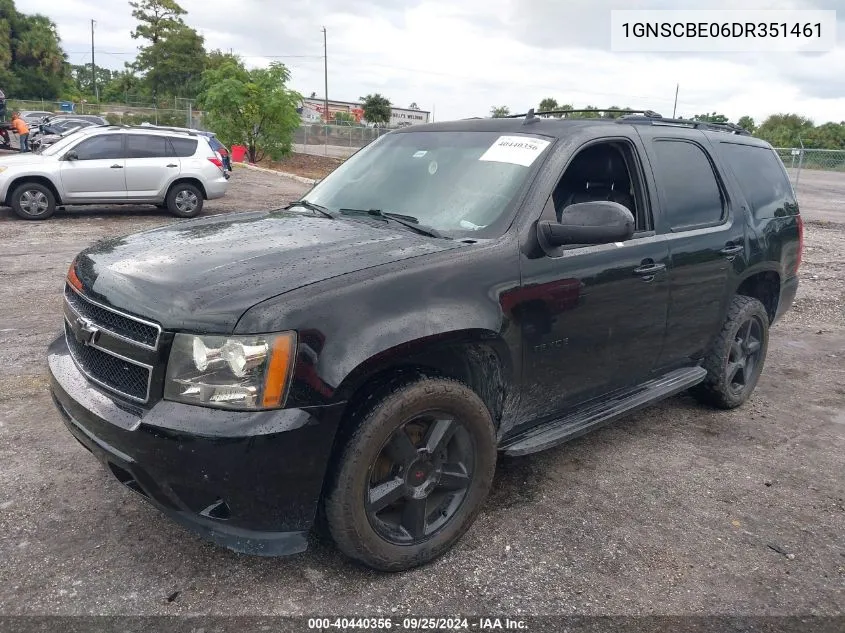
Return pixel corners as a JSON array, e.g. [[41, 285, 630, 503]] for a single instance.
[[48, 334, 345, 556]]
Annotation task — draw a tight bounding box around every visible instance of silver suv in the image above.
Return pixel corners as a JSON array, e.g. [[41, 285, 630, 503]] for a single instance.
[[0, 125, 229, 220]]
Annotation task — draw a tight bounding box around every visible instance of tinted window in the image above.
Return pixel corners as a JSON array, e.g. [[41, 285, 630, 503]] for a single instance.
[[127, 134, 169, 158], [652, 140, 724, 230], [169, 138, 198, 157], [720, 143, 794, 217], [73, 134, 125, 160]]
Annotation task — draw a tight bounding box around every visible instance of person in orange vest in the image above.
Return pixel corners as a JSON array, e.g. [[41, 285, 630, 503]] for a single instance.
[[10, 113, 29, 152]]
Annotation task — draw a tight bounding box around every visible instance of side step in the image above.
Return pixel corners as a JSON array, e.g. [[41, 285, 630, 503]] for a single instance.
[[501, 367, 707, 457]]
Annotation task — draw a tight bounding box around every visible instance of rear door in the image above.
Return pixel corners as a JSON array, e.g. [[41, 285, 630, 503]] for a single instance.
[[125, 134, 179, 200], [59, 134, 127, 201], [636, 128, 746, 370]]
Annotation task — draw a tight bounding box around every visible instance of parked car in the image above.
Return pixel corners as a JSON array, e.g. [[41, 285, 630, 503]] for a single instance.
[[19, 110, 54, 125], [30, 118, 98, 151], [42, 114, 109, 127], [47, 112, 801, 571], [0, 125, 228, 219]]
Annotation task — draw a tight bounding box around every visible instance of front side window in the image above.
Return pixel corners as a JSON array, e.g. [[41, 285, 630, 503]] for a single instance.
[[651, 140, 724, 231], [72, 134, 125, 161], [304, 130, 553, 237]]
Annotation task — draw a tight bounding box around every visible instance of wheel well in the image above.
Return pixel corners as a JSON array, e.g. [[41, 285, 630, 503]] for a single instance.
[[736, 271, 780, 323], [168, 178, 207, 200], [5, 176, 62, 206]]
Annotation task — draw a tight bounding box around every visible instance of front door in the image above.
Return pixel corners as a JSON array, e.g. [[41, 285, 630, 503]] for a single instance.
[[125, 134, 180, 199], [516, 137, 671, 427], [59, 134, 127, 202]]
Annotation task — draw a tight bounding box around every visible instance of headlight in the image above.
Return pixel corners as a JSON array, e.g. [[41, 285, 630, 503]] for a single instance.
[[0, 166, 8, 174], [164, 332, 297, 410]]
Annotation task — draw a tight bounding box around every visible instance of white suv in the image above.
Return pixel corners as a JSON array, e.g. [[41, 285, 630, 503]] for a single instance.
[[0, 125, 229, 220]]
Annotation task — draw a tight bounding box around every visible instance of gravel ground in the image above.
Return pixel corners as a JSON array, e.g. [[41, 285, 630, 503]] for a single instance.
[[0, 164, 842, 616]]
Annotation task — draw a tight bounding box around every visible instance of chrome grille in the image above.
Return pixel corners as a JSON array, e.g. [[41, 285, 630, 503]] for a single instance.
[[64, 285, 160, 348], [63, 284, 160, 403], [65, 322, 151, 401]]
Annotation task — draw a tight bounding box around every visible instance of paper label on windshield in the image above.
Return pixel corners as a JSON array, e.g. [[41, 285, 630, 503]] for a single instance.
[[479, 136, 550, 167]]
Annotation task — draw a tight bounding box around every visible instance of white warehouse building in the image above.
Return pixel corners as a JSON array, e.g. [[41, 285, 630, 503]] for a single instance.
[[299, 97, 431, 127]]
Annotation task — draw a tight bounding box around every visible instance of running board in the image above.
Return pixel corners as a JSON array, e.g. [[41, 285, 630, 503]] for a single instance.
[[501, 367, 707, 457]]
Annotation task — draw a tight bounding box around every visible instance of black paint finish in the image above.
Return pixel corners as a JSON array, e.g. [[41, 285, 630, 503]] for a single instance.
[[48, 117, 801, 554]]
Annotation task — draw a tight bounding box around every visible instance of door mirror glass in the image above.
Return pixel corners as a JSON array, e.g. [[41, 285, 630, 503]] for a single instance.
[[538, 201, 635, 248], [63, 150, 78, 161]]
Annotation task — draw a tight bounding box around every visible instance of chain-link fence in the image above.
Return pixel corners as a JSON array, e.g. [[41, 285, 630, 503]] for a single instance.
[[294, 123, 397, 159], [774, 147, 845, 207], [6, 99, 206, 130]]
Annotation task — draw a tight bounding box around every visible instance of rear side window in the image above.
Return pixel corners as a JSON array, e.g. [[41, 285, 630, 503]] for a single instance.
[[651, 140, 725, 231], [169, 137, 198, 158], [73, 134, 125, 160], [126, 134, 169, 158], [719, 143, 795, 217]]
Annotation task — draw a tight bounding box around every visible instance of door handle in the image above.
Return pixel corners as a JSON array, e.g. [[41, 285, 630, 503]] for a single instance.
[[167, 164, 178, 168], [110, 164, 123, 169], [720, 244, 743, 257], [633, 263, 666, 276]]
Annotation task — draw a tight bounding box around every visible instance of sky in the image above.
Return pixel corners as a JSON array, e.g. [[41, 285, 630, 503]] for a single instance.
[[21, 0, 845, 125]]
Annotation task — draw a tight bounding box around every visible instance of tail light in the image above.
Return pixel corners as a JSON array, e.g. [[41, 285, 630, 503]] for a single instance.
[[795, 214, 804, 274], [208, 156, 223, 170]]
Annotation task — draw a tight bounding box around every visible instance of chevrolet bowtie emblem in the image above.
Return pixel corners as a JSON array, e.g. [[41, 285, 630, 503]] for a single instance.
[[74, 316, 100, 346]]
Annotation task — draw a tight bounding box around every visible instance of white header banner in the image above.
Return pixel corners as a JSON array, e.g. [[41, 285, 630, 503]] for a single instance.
[[611, 10, 836, 53]]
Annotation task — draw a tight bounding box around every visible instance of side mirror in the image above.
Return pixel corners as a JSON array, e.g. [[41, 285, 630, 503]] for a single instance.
[[538, 201, 634, 248], [63, 150, 78, 161]]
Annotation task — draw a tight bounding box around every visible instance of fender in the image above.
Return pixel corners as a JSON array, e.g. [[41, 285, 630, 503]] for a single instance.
[[235, 237, 524, 420]]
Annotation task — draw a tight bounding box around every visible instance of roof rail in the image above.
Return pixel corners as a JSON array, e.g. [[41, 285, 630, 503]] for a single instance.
[[127, 124, 199, 136], [504, 108, 662, 120], [618, 114, 752, 136]]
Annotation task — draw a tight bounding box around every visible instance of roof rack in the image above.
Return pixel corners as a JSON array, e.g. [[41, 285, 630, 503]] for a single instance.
[[618, 113, 751, 136], [504, 108, 663, 124], [499, 108, 751, 135], [128, 123, 199, 136]]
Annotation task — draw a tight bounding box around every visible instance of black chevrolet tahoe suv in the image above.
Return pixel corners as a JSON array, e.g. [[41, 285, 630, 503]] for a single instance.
[[48, 111, 803, 571]]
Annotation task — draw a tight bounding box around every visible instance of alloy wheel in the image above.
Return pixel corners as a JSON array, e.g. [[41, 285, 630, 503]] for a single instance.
[[727, 315, 764, 394], [174, 190, 198, 213], [19, 190, 49, 216], [365, 413, 475, 545]]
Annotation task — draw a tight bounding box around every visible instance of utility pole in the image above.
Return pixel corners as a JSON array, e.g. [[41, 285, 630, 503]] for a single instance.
[[672, 83, 679, 118], [322, 26, 329, 155], [91, 20, 98, 103]]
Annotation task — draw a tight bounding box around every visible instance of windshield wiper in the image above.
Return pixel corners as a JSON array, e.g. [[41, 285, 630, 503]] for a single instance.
[[339, 208, 448, 239], [285, 199, 338, 219]]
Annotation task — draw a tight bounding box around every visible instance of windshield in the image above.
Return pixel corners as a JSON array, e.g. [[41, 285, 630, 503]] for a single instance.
[[303, 130, 552, 238]]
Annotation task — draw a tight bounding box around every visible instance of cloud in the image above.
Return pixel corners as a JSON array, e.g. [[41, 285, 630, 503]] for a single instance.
[[17, 0, 845, 126]]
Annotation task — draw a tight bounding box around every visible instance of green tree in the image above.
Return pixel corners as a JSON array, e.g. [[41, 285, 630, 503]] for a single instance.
[[198, 58, 301, 163], [490, 105, 510, 118], [737, 115, 756, 133], [0, 1, 68, 99], [409, 102, 419, 110], [69, 63, 117, 97], [566, 105, 600, 119], [538, 97, 559, 114], [205, 48, 240, 73], [756, 113, 814, 147], [805, 121, 845, 149], [100, 69, 144, 103], [129, 0, 205, 98], [360, 93, 391, 125], [692, 112, 730, 123], [333, 111, 355, 125]]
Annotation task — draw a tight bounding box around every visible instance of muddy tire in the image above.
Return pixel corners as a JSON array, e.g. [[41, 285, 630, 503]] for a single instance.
[[324, 377, 497, 572], [692, 295, 770, 409]]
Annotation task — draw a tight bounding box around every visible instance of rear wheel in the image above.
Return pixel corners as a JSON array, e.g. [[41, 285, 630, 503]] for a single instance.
[[11, 182, 56, 220], [166, 183, 203, 218], [325, 377, 497, 571], [692, 295, 769, 409]]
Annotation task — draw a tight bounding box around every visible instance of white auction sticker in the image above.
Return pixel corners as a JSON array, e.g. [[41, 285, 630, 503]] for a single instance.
[[479, 136, 551, 167]]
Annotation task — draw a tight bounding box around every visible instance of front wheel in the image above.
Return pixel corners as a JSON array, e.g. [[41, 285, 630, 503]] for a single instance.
[[693, 295, 770, 409], [325, 378, 497, 572], [11, 182, 56, 220], [166, 183, 203, 218]]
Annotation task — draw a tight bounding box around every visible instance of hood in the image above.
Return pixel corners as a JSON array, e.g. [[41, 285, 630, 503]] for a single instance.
[[74, 210, 462, 332], [0, 153, 52, 167]]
